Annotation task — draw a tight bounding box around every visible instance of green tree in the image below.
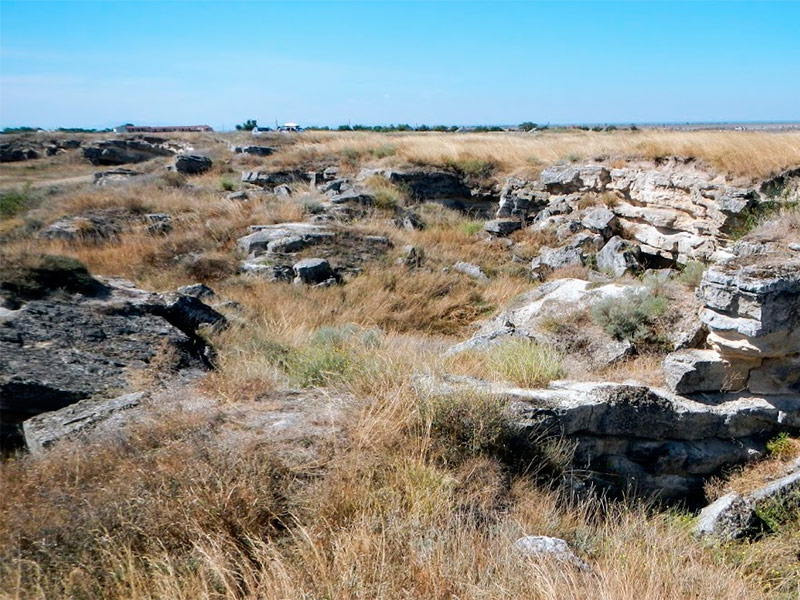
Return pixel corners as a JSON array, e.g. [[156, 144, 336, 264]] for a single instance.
[[235, 119, 258, 131]]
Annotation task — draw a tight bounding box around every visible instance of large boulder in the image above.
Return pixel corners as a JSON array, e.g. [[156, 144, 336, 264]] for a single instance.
[[175, 154, 212, 175], [293, 258, 334, 285], [231, 145, 274, 156], [485, 218, 522, 236]]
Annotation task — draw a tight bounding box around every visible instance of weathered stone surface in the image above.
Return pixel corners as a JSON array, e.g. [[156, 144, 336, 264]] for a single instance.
[[293, 258, 334, 284], [38, 212, 126, 242], [693, 251, 800, 395], [231, 145, 274, 156], [143, 213, 172, 235], [177, 283, 215, 299], [695, 469, 800, 540], [453, 261, 489, 282], [484, 219, 522, 236], [93, 168, 143, 186], [596, 235, 642, 277], [365, 168, 470, 200], [237, 223, 333, 256], [241, 170, 306, 187], [418, 375, 791, 502], [531, 246, 583, 272], [23, 392, 145, 454], [663, 350, 732, 394], [330, 188, 376, 205], [2, 138, 81, 162], [581, 206, 617, 238], [175, 154, 212, 175], [497, 159, 764, 264], [514, 536, 590, 571], [0, 277, 224, 450], [84, 138, 177, 165]]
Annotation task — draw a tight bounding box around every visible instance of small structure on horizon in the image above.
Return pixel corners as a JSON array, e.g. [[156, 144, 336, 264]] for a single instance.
[[113, 124, 213, 134], [278, 122, 302, 133]]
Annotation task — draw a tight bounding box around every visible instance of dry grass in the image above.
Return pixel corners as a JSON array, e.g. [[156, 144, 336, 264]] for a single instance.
[[3, 375, 796, 599], [269, 129, 800, 181], [3, 131, 800, 599]]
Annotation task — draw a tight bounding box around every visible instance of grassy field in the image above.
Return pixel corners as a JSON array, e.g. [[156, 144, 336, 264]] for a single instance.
[[1, 130, 799, 599]]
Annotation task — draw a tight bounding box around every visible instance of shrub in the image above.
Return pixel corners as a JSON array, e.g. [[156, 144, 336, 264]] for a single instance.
[[371, 144, 396, 159], [519, 122, 538, 132], [766, 432, 797, 460], [235, 119, 257, 131], [0, 188, 32, 219], [486, 339, 564, 388], [591, 288, 669, 346], [220, 177, 235, 191]]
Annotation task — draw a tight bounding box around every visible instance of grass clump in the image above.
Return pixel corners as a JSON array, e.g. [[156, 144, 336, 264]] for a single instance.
[[460, 221, 483, 236], [0, 187, 33, 219], [591, 288, 669, 347], [766, 432, 797, 460], [676, 261, 706, 288], [421, 392, 571, 475], [219, 176, 235, 191], [286, 324, 382, 387], [486, 339, 564, 387]]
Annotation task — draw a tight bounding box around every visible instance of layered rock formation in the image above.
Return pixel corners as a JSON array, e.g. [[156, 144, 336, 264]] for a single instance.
[[420, 376, 791, 503], [496, 159, 765, 265], [664, 249, 800, 397]]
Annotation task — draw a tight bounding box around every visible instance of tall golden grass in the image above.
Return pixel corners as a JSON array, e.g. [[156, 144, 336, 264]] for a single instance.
[[271, 129, 800, 180]]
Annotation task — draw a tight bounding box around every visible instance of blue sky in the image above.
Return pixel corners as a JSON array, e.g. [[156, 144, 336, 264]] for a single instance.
[[1, 1, 798, 129]]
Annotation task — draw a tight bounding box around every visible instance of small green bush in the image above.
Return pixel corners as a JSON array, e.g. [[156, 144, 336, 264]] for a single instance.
[[220, 177, 235, 191], [371, 144, 396, 159], [486, 339, 564, 388], [591, 288, 669, 345], [0, 188, 32, 219], [766, 432, 795, 459]]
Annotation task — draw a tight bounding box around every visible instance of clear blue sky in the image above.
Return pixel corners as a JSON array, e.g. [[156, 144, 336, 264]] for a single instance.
[[1, 1, 798, 129]]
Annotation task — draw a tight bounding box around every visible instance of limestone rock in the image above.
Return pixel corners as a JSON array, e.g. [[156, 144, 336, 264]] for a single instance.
[[663, 349, 733, 394], [23, 392, 145, 454], [453, 261, 489, 282], [93, 168, 143, 186], [514, 536, 590, 571], [484, 219, 522, 236], [596, 236, 642, 277], [581, 206, 617, 238]]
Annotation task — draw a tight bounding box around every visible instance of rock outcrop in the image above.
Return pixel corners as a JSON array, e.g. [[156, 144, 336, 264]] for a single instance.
[[83, 137, 181, 165], [1, 138, 81, 162], [175, 154, 212, 174], [420, 375, 796, 503], [497, 159, 767, 265], [0, 275, 225, 450], [663, 249, 800, 396], [694, 464, 800, 540]]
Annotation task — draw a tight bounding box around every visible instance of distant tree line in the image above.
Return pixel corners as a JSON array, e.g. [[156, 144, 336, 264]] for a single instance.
[[1, 126, 111, 134]]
